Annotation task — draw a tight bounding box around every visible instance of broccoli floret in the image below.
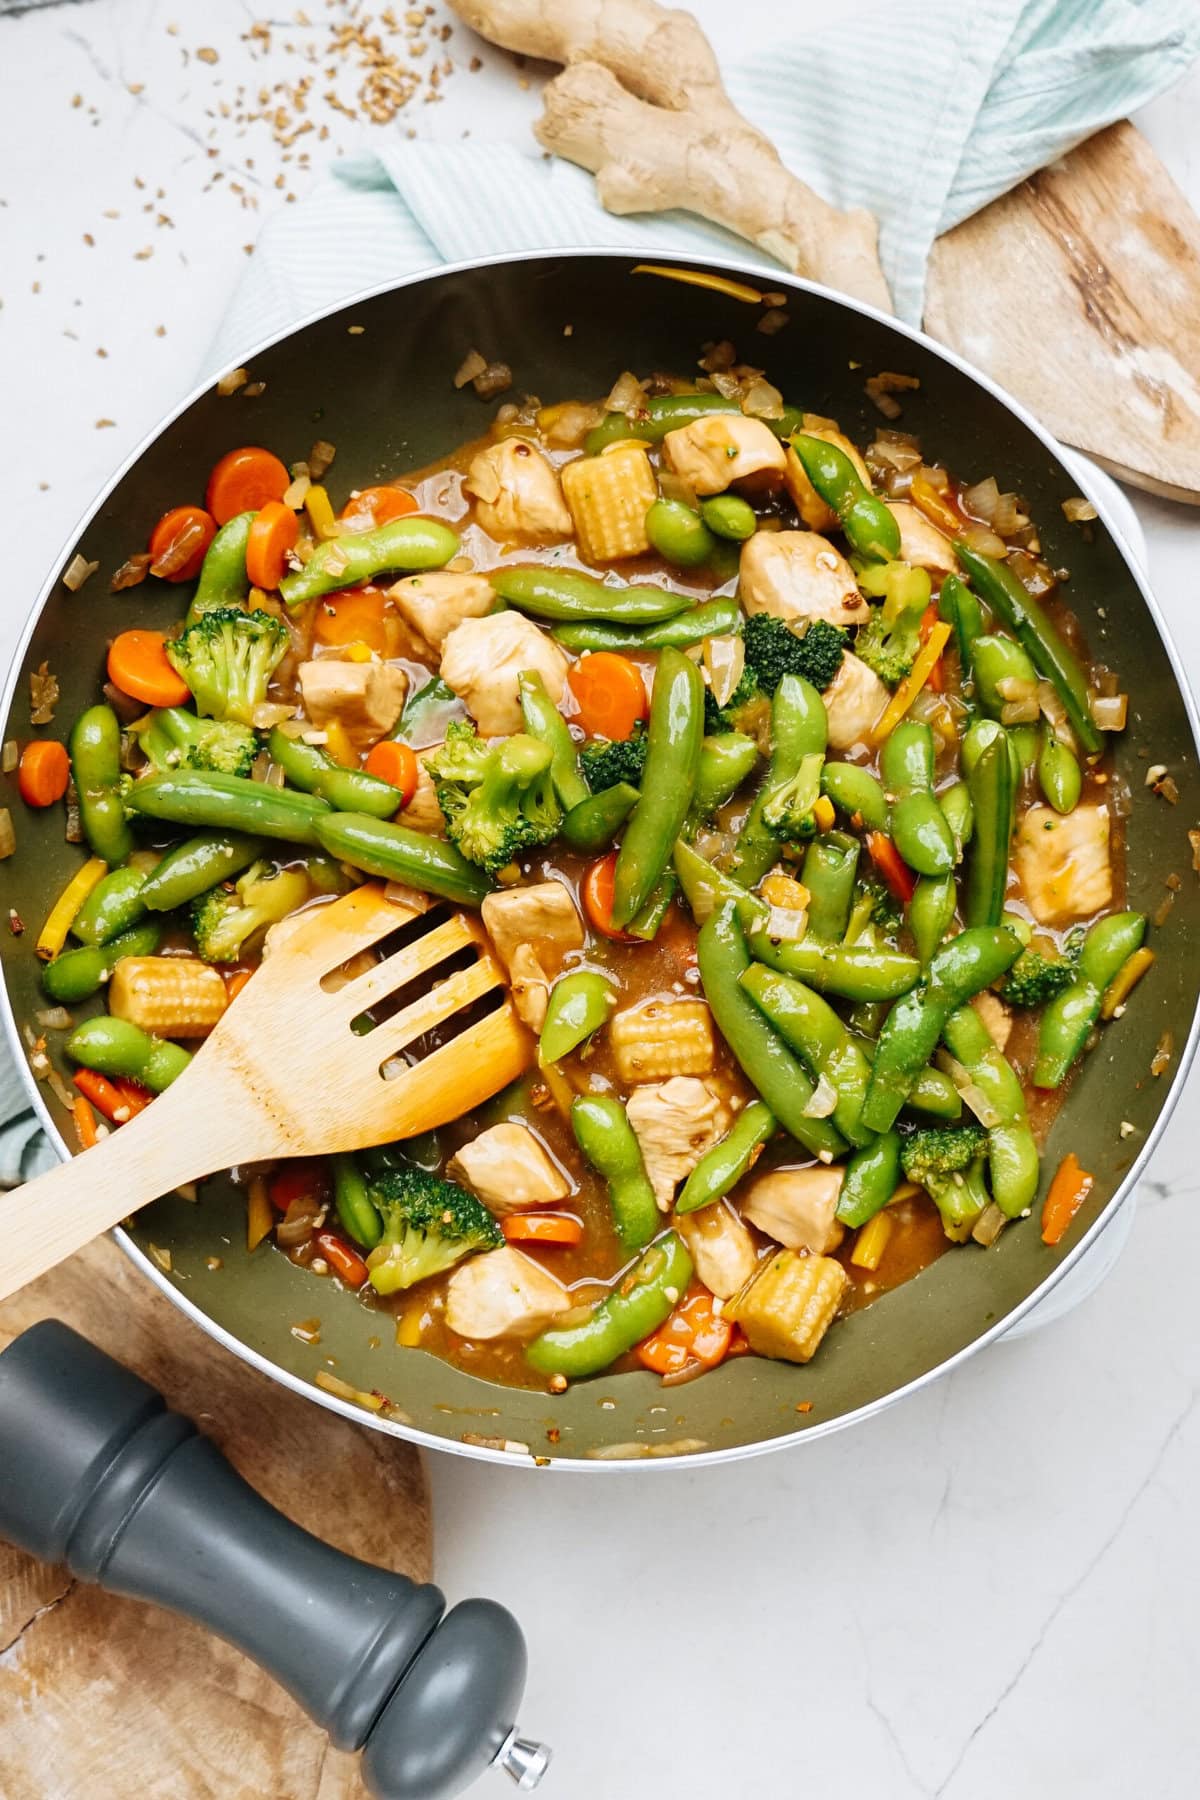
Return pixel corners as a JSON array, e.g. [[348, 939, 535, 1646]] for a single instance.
[[364, 1165, 502, 1294], [703, 667, 763, 734], [133, 706, 260, 778], [426, 720, 562, 874], [762, 752, 824, 843], [190, 860, 309, 963], [580, 723, 647, 792], [853, 562, 932, 689], [997, 929, 1085, 1007], [165, 606, 288, 726], [741, 614, 846, 696], [900, 1125, 991, 1241]]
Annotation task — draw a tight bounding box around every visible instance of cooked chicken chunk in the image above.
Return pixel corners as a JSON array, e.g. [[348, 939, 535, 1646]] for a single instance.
[[971, 990, 1013, 1054], [1014, 803, 1112, 925], [675, 1201, 758, 1300], [297, 659, 407, 750], [444, 1247, 571, 1341], [440, 610, 569, 736], [739, 530, 867, 627], [661, 414, 786, 496], [482, 880, 584, 1031], [396, 748, 444, 834], [822, 651, 889, 750], [783, 425, 872, 534], [389, 570, 495, 655], [465, 438, 572, 542], [626, 1077, 730, 1211], [741, 1167, 845, 1255], [886, 502, 958, 576], [449, 1122, 570, 1216]]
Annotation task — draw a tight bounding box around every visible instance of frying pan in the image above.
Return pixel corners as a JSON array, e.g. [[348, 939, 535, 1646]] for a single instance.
[[2, 250, 1197, 1469]]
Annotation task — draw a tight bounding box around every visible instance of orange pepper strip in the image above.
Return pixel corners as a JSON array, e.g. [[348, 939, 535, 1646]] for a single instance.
[[866, 830, 916, 904], [1041, 1152, 1095, 1246], [919, 601, 944, 693], [636, 1284, 733, 1376], [909, 472, 963, 538], [868, 622, 951, 747], [72, 1095, 98, 1150]]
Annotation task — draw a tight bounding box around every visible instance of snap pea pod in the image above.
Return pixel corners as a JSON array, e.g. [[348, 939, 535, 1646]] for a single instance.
[[583, 392, 801, 456], [938, 573, 984, 694], [279, 517, 459, 607], [739, 963, 875, 1146], [526, 1231, 693, 1378], [961, 716, 1021, 783], [861, 925, 1022, 1132], [611, 647, 703, 927], [540, 971, 616, 1064], [139, 831, 270, 912], [313, 811, 493, 907], [881, 721, 956, 877], [747, 931, 920, 1002], [553, 597, 742, 654], [972, 633, 1039, 722], [66, 1014, 191, 1093], [267, 727, 403, 819], [1037, 727, 1082, 815], [965, 734, 1015, 928], [802, 831, 860, 941], [697, 903, 846, 1160], [127, 771, 331, 847], [42, 920, 163, 1005], [672, 839, 768, 933], [569, 1094, 659, 1252], [676, 1100, 775, 1215], [687, 732, 761, 832], [837, 1130, 902, 1228], [187, 512, 252, 624], [1010, 723, 1039, 776], [393, 676, 461, 748], [700, 494, 757, 541], [1033, 911, 1146, 1088], [518, 672, 589, 812], [909, 875, 956, 966], [820, 761, 889, 832], [645, 499, 718, 568], [71, 865, 149, 946], [905, 1065, 963, 1120], [941, 1004, 1039, 1218], [790, 433, 901, 562], [491, 566, 689, 625], [628, 869, 678, 942], [940, 780, 974, 856], [732, 675, 827, 888], [70, 705, 134, 867], [561, 782, 639, 852], [332, 1153, 383, 1250], [954, 543, 1102, 755]]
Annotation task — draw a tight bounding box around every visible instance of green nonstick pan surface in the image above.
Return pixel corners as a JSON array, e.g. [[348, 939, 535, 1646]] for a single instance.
[[2, 250, 1197, 1468]]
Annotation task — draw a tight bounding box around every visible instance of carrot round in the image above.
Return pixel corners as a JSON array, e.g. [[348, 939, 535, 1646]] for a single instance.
[[568, 653, 648, 740], [107, 630, 192, 708], [246, 500, 300, 591], [312, 585, 391, 656], [500, 1214, 584, 1246], [363, 739, 419, 808], [18, 739, 70, 808], [1041, 1152, 1094, 1246], [148, 505, 216, 582], [315, 1230, 370, 1288], [581, 851, 637, 942], [339, 485, 419, 527], [636, 1284, 732, 1376], [206, 446, 290, 526]]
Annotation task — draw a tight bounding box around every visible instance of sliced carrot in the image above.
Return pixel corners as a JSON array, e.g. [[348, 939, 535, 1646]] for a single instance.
[[312, 584, 391, 656], [866, 830, 916, 905], [919, 600, 944, 692], [107, 630, 192, 708], [339, 485, 419, 527], [223, 967, 255, 1002], [269, 1158, 332, 1214], [205, 446, 290, 527], [363, 739, 419, 808], [18, 740, 70, 808], [636, 1284, 732, 1376], [73, 1068, 149, 1124], [315, 1230, 370, 1288], [245, 500, 300, 590], [501, 1214, 584, 1246], [582, 851, 637, 942], [72, 1095, 98, 1150], [1041, 1152, 1094, 1246], [568, 653, 648, 740], [148, 505, 216, 581]]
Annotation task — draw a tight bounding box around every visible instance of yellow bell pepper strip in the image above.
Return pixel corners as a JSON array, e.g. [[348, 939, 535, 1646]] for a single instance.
[[1100, 946, 1155, 1020], [37, 857, 107, 961], [908, 472, 962, 538], [303, 483, 338, 540], [867, 622, 952, 747]]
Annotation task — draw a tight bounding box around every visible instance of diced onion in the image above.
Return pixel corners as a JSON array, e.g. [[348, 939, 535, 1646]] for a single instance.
[[961, 476, 1022, 536], [110, 552, 153, 591], [657, 468, 701, 512], [1036, 680, 1075, 747], [709, 369, 742, 400], [1062, 496, 1098, 522], [937, 1051, 1002, 1127], [1000, 699, 1040, 725], [308, 440, 336, 480], [802, 1071, 838, 1118], [0, 808, 14, 860], [251, 702, 297, 730], [955, 520, 1007, 558], [604, 370, 645, 415], [62, 553, 99, 592], [868, 430, 922, 473], [741, 376, 784, 419], [283, 473, 311, 509], [216, 366, 249, 396], [971, 1203, 1008, 1247], [35, 1006, 72, 1031], [765, 904, 809, 941], [703, 632, 745, 707], [1092, 694, 1128, 731], [2, 741, 17, 773], [315, 1370, 386, 1412], [454, 349, 487, 389]]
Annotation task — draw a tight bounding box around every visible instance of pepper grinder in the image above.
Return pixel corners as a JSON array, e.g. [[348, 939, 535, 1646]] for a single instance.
[[0, 1319, 550, 1798]]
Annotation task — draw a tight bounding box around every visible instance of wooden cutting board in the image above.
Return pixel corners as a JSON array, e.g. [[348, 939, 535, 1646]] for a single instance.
[[0, 1237, 432, 1800]]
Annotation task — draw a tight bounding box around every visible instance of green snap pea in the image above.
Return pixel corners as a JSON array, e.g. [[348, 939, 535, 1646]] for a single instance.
[[127, 771, 330, 848], [332, 1153, 383, 1250], [954, 544, 1102, 755], [41, 920, 164, 1005], [700, 493, 757, 541], [939, 780, 974, 856], [698, 903, 846, 1160], [904, 1065, 962, 1120], [938, 573, 984, 695], [861, 925, 1022, 1132], [540, 972, 616, 1064], [1010, 723, 1040, 777], [187, 512, 252, 624], [69, 705, 134, 867], [961, 716, 1021, 784], [941, 1005, 1039, 1218], [1033, 911, 1146, 1089], [313, 812, 492, 907], [71, 865, 149, 946], [518, 671, 589, 812], [676, 1100, 775, 1215], [65, 1014, 191, 1093], [687, 731, 761, 833], [139, 831, 270, 912], [491, 565, 690, 625], [732, 675, 827, 888], [571, 1095, 660, 1251], [645, 498, 719, 568], [527, 1231, 693, 1378], [561, 782, 639, 852], [971, 633, 1039, 720], [802, 831, 860, 941], [965, 734, 1015, 928], [748, 932, 920, 1002], [584, 392, 801, 457], [553, 597, 742, 654], [909, 875, 956, 966], [1001, 910, 1033, 948], [837, 1130, 902, 1228], [740, 963, 875, 1146], [628, 869, 678, 942], [821, 761, 889, 833], [280, 518, 459, 607], [1037, 727, 1082, 815], [611, 648, 703, 927], [790, 433, 900, 562], [881, 721, 955, 878], [393, 676, 462, 749], [266, 727, 402, 819], [672, 839, 768, 933]]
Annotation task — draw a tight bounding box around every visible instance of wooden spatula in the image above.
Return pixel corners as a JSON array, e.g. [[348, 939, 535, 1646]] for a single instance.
[[0, 883, 533, 1303]]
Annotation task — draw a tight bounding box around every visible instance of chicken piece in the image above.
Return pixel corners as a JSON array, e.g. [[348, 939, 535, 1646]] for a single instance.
[[741, 1167, 845, 1255], [465, 437, 572, 542], [739, 530, 867, 628], [1014, 803, 1112, 925], [822, 651, 889, 750], [440, 610, 569, 736], [444, 1246, 571, 1341], [297, 658, 408, 751], [396, 748, 445, 835], [675, 1201, 758, 1301], [482, 880, 584, 1032], [389, 570, 495, 655], [971, 990, 1013, 1054], [626, 1077, 730, 1212], [449, 1122, 570, 1216], [886, 502, 958, 576], [661, 414, 786, 496], [783, 423, 872, 534]]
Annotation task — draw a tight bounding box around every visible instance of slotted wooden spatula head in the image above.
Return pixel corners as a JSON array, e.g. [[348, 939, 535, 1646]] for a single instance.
[[0, 884, 533, 1302]]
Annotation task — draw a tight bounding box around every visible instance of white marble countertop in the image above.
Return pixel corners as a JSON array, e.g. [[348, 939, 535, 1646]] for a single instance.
[[3, 4, 1199, 1796]]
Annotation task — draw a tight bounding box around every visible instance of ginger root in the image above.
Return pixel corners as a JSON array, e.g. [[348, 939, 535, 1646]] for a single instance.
[[447, 0, 892, 311]]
